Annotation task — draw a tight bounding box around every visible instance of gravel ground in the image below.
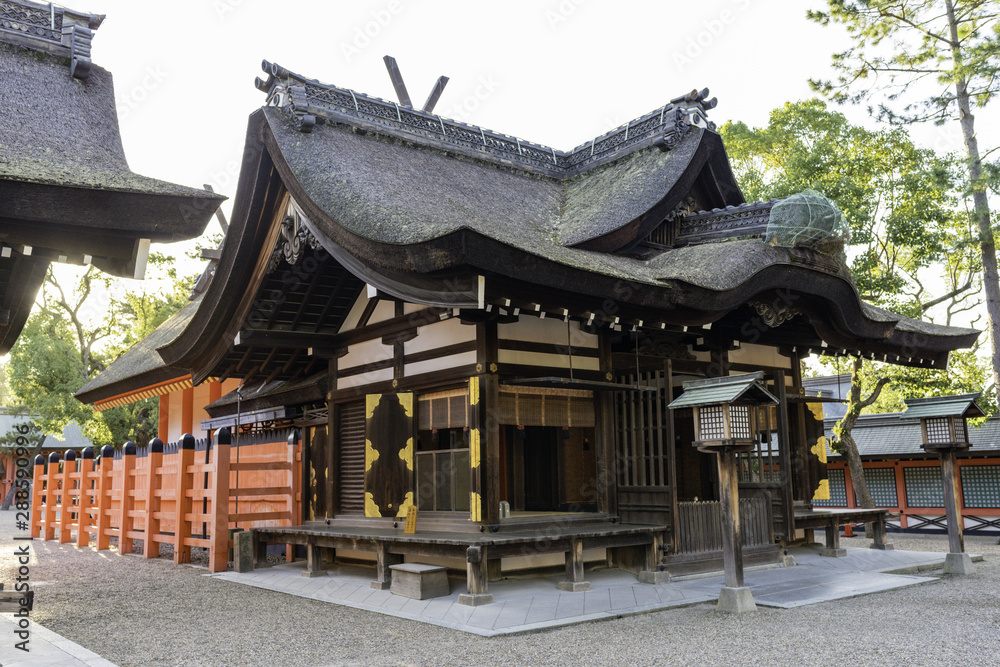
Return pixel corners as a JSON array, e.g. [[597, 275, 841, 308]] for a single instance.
[[2, 511, 999, 667]]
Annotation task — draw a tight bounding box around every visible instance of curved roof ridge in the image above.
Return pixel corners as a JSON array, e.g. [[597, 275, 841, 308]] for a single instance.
[[254, 59, 719, 179]]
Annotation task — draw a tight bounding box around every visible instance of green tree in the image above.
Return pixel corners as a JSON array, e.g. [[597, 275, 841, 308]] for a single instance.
[[4, 256, 195, 453], [721, 99, 987, 524], [808, 0, 1000, 411]]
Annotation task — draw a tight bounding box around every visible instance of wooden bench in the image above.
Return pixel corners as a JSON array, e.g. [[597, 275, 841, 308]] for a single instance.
[[389, 563, 450, 600], [795, 508, 895, 557]]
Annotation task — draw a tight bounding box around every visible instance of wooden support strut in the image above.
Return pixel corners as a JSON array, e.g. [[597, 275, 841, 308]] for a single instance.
[[457, 545, 494, 606], [557, 538, 591, 592], [43, 454, 59, 541]]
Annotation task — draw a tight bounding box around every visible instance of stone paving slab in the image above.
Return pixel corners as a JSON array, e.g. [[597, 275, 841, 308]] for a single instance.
[[0, 613, 117, 667], [207, 546, 959, 636]]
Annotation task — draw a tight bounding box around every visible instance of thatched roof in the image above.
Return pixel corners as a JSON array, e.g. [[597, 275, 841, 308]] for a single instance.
[[0, 2, 224, 355]]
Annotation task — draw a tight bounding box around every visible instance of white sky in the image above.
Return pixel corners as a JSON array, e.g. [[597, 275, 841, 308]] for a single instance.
[[86, 0, 866, 224], [33, 0, 996, 339]]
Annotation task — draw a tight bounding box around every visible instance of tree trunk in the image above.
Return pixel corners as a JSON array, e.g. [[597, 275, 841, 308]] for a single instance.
[[835, 357, 890, 539], [945, 0, 1000, 401]]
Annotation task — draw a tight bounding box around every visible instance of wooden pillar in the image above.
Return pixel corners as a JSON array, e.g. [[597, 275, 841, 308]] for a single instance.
[[58, 449, 75, 544], [287, 430, 300, 563], [597, 329, 618, 516], [209, 428, 232, 573], [95, 446, 114, 550], [30, 455, 46, 539], [715, 445, 757, 613], [143, 439, 163, 558], [665, 359, 678, 554], [717, 449, 744, 588], [326, 357, 339, 519], [940, 450, 965, 554], [557, 538, 590, 591], [158, 394, 170, 442], [475, 320, 501, 526], [118, 443, 137, 554], [76, 448, 95, 548], [174, 434, 196, 564], [771, 371, 795, 540]]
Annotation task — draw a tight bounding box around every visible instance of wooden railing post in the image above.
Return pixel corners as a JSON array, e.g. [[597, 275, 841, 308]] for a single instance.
[[30, 454, 46, 539], [209, 428, 232, 573], [143, 438, 163, 558], [76, 447, 95, 548], [174, 434, 195, 564], [59, 449, 76, 544], [95, 445, 114, 550], [43, 452, 59, 541], [119, 442, 137, 555]]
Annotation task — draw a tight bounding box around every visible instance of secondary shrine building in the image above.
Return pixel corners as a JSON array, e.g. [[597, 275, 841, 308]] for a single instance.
[[78, 60, 978, 584]]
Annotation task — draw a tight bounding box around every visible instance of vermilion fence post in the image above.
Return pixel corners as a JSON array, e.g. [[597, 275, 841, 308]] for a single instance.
[[143, 438, 163, 558], [119, 442, 137, 554], [76, 447, 95, 548], [174, 434, 196, 565], [59, 449, 75, 544], [31, 454, 45, 539], [95, 445, 114, 550]]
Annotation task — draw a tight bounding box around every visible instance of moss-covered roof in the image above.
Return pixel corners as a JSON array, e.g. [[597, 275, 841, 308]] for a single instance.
[[0, 42, 215, 199]]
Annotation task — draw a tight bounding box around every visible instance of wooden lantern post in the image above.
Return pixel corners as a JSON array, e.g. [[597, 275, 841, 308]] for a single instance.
[[668, 371, 778, 613], [902, 393, 983, 575]]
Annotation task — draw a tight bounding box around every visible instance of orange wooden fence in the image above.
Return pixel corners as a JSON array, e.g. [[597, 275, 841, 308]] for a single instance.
[[29, 427, 302, 573]]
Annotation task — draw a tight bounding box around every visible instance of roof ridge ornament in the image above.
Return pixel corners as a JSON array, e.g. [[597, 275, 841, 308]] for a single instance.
[[0, 0, 104, 79], [254, 59, 719, 178]]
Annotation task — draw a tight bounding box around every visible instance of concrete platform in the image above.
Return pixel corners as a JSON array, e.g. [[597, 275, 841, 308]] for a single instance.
[[0, 613, 117, 666], [208, 545, 977, 636]]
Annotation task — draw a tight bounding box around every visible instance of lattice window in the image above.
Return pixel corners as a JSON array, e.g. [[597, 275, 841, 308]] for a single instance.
[[730, 405, 752, 440], [418, 388, 469, 430], [904, 467, 945, 508], [960, 465, 1000, 509], [699, 405, 726, 440], [859, 468, 898, 507], [953, 417, 969, 444], [814, 468, 847, 507], [497, 386, 595, 427], [925, 417, 952, 444]]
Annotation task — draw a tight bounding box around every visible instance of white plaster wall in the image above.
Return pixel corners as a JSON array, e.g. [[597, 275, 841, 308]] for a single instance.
[[405, 318, 475, 355], [406, 352, 478, 377], [729, 343, 792, 370], [499, 317, 598, 347]]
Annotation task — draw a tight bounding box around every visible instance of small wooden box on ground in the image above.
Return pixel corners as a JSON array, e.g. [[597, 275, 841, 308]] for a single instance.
[[389, 563, 450, 600]]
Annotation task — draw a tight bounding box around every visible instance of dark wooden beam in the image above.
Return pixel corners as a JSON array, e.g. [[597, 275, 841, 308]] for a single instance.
[[383, 55, 412, 107], [235, 330, 338, 349]]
